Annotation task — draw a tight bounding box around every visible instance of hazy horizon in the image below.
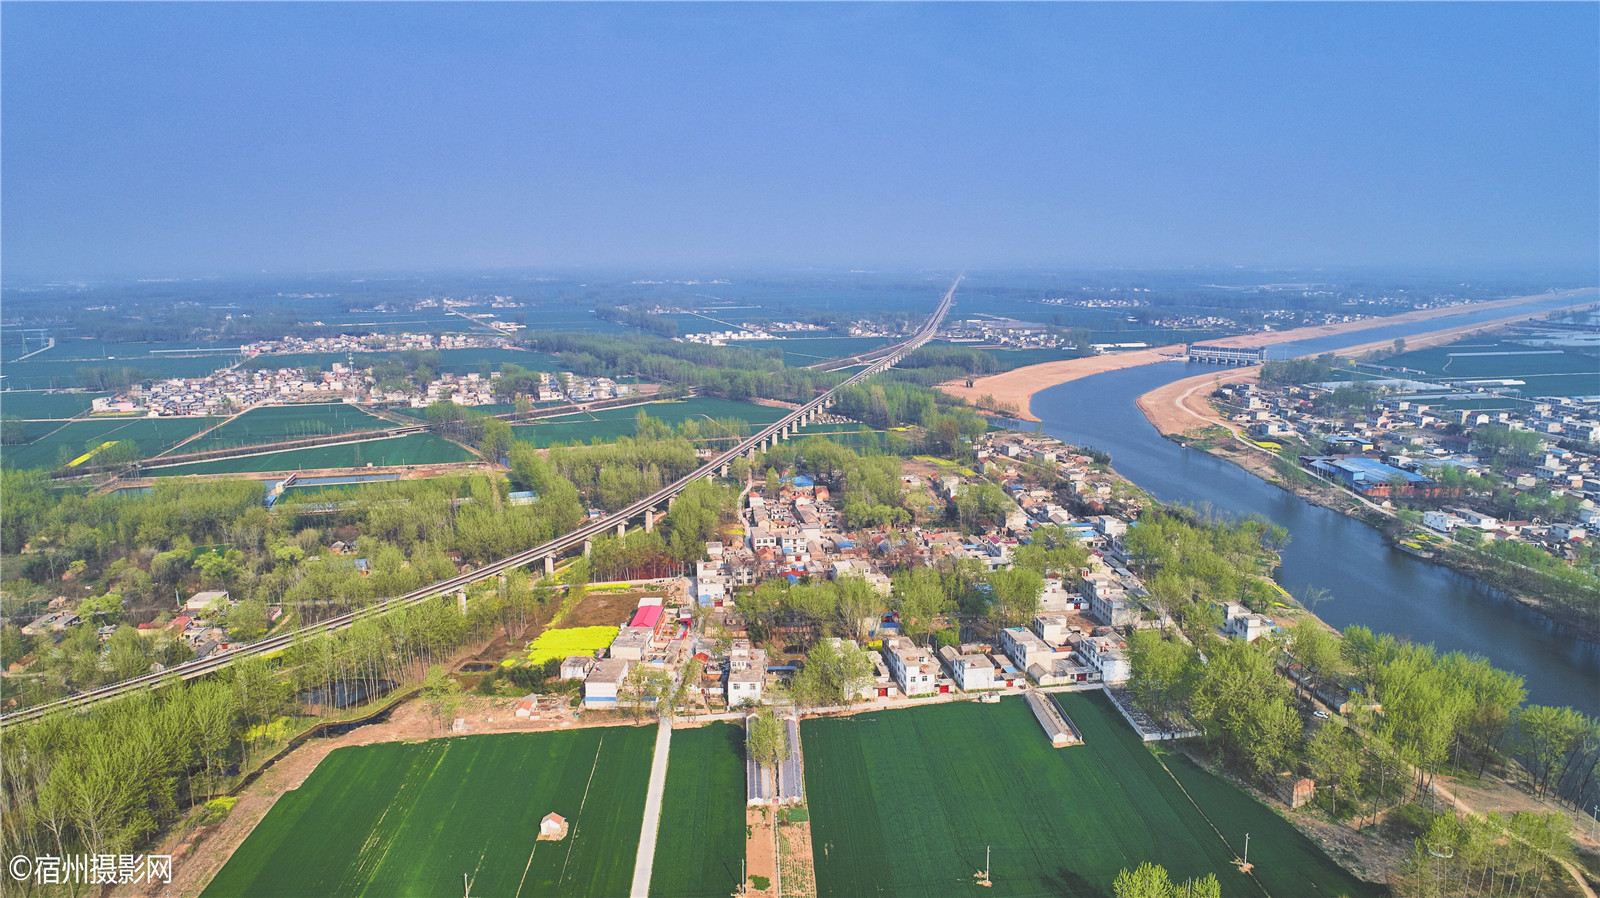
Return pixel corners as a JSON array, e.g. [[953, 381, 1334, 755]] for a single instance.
[[4, 3, 1597, 283]]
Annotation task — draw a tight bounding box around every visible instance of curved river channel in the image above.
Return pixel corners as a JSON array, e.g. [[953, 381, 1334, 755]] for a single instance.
[[1029, 295, 1600, 713]]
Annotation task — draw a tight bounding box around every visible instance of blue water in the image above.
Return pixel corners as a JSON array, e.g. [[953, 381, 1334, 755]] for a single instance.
[[1030, 296, 1600, 713]]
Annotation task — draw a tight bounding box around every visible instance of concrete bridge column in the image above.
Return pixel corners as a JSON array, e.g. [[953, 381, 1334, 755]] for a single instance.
[[545, 554, 555, 577], [644, 509, 654, 533], [583, 539, 592, 557], [616, 521, 627, 538], [456, 590, 468, 614], [720, 463, 729, 477]]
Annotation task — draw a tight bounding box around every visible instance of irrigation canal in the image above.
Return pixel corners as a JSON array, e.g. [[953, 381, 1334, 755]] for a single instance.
[[1032, 293, 1600, 714]]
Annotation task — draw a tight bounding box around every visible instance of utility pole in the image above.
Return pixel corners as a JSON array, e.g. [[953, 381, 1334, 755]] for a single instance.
[[1243, 833, 1250, 868]]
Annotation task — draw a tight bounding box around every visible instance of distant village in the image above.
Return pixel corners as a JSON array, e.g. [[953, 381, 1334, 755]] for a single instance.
[[241, 331, 508, 356], [1215, 378, 1599, 560], [87, 332, 630, 417], [676, 319, 829, 346]]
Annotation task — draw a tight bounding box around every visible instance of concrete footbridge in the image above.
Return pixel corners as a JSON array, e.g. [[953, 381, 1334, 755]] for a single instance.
[[1, 277, 960, 725]]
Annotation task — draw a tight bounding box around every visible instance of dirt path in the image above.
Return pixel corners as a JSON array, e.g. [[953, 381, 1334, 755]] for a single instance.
[[938, 288, 1597, 421], [746, 806, 779, 898], [628, 718, 673, 897], [1429, 778, 1599, 898]]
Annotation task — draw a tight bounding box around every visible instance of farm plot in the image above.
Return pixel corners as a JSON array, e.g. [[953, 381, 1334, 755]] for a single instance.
[[649, 722, 747, 898], [512, 398, 788, 447], [0, 354, 230, 390], [203, 727, 655, 898], [0, 391, 111, 419], [802, 692, 1374, 898], [149, 433, 474, 475], [522, 626, 620, 667], [1511, 373, 1600, 398], [1388, 339, 1599, 378], [771, 337, 893, 366], [2, 417, 222, 470], [184, 403, 390, 450]]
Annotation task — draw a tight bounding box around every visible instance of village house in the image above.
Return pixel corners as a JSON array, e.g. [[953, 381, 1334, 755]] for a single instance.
[[881, 635, 939, 696], [1000, 626, 1053, 672], [726, 638, 767, 705], [583, 658, 630, 708], [1076, 634, 1131, 683], [184, 590, 230, 613], [938, 645, 997, 691], [559, 655, 594, 680], [1218, 602, 1279, 643]]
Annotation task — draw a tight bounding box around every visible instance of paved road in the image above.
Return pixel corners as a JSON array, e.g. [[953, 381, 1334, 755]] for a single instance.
[[630, 717, 673, 898]]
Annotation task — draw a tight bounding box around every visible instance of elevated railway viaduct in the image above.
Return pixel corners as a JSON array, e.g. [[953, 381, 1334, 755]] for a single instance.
[[2, 277, 959, 725]]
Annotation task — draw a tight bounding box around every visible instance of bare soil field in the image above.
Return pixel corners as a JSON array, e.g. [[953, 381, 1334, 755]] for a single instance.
[[564, 588, 654, 628], [746, 806, 779, 898]]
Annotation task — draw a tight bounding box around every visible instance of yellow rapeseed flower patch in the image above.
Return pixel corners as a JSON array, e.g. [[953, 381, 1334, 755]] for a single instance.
[[69, 441, 119, 467], [524, 625, 619, 666]]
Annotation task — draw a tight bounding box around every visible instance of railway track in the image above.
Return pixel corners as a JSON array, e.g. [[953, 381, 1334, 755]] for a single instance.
[[1, 277, 958, 725]]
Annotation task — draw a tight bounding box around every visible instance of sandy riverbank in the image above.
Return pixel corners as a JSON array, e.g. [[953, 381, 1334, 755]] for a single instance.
[[939, 288, 1598, 421], [1137, 291, 1600, 438]]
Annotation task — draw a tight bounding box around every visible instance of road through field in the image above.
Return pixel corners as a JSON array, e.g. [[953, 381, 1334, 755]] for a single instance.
[[630, 719, 673, 898]]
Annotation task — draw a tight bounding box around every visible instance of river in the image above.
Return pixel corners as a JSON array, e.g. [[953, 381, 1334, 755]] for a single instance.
[[1029, 295, 1600, 714]]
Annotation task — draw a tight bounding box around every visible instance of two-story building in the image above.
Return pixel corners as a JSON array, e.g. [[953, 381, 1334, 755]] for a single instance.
[[937, 645, 997, 692], [1032, 613, 1072, 645], [1217, 601, 1279, 643], [1081, 573, 1141, 628], [881, 635, 938, 696], [726, 639, 767, 705], [1000, 627, 1053, 672], [609, 626, 653, 661], [1076, 635, 1130, 683], [749, 528, 777, 551]]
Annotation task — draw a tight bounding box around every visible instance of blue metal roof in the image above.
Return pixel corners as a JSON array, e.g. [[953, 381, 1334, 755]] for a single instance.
[[1327, 457, 1432, 483]]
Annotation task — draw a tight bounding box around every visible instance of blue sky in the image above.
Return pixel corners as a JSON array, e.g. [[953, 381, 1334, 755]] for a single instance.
[[3, 2, 1596, 281]]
